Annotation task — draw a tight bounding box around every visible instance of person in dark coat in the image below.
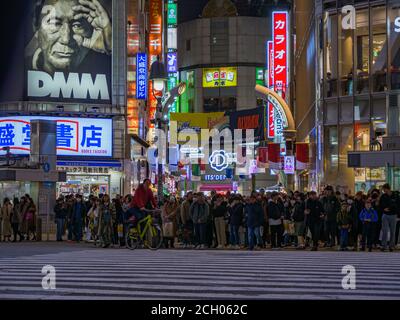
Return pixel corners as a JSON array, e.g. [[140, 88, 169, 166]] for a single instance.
[[292, 194, 306, 249], [246, 195, 264, 250], [268, 192, 283, 249], [72, 195, 86, 243], [305, 191, 325, 251], [54, 197, 68, 242], [228, 196, 243, 248], [321, 186, 340, 247]]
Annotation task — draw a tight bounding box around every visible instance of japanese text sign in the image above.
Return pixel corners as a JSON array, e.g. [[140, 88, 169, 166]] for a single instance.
[[0, 116, 112, 157], [136, 53, 148, 99]]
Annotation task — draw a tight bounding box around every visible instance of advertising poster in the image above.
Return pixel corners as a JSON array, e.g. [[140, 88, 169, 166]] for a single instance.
[[170, 112, 228, 144], [229, 107, 264, 142], [203, 67, 237, 87], [24, 0, 112, 104]]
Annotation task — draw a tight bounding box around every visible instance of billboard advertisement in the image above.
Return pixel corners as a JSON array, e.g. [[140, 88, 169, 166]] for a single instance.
[[203, 67, 237, 87], [24, 0, 112, 104], [170, 112, 228, 144], [229, 107, 264, 141], [0, 116, 112, 157]]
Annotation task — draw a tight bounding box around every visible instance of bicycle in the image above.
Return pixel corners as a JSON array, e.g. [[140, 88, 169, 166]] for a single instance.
[[125, 209, 163, 250]]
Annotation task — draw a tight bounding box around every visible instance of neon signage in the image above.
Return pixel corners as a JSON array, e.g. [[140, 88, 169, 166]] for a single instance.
[[266, 12, 289, 139], [136, 53, 148, 100], [0, 116, 113, 157]]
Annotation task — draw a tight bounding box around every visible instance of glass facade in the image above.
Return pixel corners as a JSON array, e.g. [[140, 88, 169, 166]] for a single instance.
[[319, 0, 400, 192]]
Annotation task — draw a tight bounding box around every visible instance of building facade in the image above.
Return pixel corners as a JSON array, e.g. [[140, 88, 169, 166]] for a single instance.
[[296, 0, 400, 193], [178, 1, 270, 113]]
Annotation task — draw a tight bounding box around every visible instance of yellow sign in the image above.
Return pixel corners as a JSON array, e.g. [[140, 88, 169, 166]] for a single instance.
[[170, 112, 229, 144], [203, 67, 237, 87]]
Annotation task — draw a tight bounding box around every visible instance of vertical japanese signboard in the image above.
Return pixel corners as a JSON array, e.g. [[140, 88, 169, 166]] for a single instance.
[[0, 116, 112, 157], [266, 12, 289, 139], [167, 0, 178, 115], [127, 0, 140, 135], [267, 41, 275, 139], [167, 3, 178, 25], [136, 53, 148, 99], [167, 52, 178, 73], [148, 0, 163, 128], [272, 11, 288, 97]]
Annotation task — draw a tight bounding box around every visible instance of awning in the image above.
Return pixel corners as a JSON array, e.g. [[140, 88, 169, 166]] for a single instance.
[[199, 184, 232, 192]]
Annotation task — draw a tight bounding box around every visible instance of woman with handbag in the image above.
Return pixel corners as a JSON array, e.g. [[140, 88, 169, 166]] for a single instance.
[[162, 196, 179, 248]]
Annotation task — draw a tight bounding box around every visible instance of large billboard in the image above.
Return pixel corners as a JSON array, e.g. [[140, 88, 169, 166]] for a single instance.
[[25, 0, 112, 104], [0, 116, 113, 157]]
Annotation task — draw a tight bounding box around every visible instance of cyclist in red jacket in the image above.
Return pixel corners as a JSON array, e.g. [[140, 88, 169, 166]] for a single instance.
[[129, 179, 157, 221]]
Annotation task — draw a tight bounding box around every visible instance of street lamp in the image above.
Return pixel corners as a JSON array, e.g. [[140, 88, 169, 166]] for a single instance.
[[149, 58, 167, 205], [150, 57, 187, 205]]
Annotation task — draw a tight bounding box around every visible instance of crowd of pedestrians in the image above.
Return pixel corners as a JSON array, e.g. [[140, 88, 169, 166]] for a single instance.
[[0, 195, 37, 242], [1, 181, 399, 252]]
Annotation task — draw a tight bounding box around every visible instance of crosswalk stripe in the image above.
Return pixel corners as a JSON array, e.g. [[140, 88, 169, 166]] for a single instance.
[[1, 249, 400, 300]]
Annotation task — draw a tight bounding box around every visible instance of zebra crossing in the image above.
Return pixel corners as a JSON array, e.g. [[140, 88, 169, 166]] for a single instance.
[[1, 248, 400, 300]]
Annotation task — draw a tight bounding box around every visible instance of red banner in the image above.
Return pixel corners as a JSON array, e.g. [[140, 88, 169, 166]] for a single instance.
[[268, 143, 282, 170], [296, 143, 309, 170], [258, 147, 268, 168]]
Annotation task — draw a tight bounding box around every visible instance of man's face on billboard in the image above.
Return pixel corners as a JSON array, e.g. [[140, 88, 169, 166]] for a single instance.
[[38, 0, 90, 73]]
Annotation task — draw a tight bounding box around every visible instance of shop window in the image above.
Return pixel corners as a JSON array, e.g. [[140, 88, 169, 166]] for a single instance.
[[389, 0, 400, 90], [354, 123, 370, 151], [354, 95, 370, 122], [355, 9, 369, 94], [338, 125, 354, 190], [340, 98, 353, 123], [339, 10, 354, 96], [355, 168, 386, 193], [324, 100, 338, 124], [372, 6, 387, 92], [372, 95, 386, 146], [324, 14, 338, 98], [325, 126, 338, 176], [372, 95, 386, 122], [203, 97, 236, 112]]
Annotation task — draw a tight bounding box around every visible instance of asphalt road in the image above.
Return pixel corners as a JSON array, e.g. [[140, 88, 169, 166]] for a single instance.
[[1, 242, 400, 300]]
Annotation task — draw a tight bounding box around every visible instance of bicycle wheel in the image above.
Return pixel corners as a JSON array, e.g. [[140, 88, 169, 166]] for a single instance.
[[144, 224, 163, 250], [125, 225, 140, 250]]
